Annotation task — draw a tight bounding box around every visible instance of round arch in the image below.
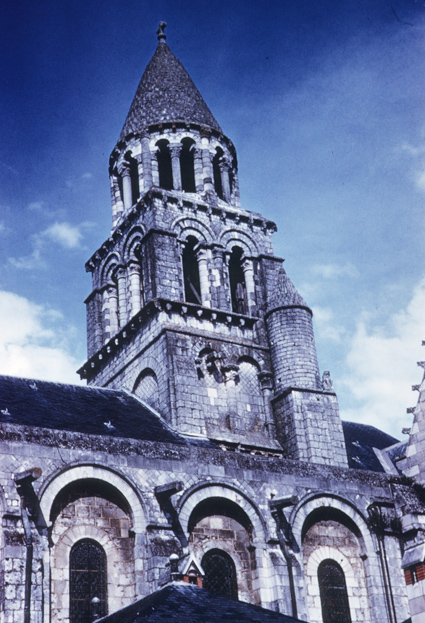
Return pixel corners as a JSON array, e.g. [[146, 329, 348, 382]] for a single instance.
[[122, 226, 146, 261], [100, 253, 120, 284], [177, 482, 268, 543], [220, 229, 259, 255], [290, 493, 374, 557], [172, 216, 214, 245], [39, 464, 147, 534]]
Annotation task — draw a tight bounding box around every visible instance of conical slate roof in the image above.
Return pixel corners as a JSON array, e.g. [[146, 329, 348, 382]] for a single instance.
[[119, 40, 222, 141]]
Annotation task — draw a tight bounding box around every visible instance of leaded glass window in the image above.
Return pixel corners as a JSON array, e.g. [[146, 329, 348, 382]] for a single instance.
[[202, 549, 238, 599], [318, 559, 352, 623], [70, 539, 107, 623]]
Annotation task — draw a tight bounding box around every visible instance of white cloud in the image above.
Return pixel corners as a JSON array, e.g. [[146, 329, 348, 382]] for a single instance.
[[9, 221, 92, 268], [81, 172, 93, 180], [28, 201, 45, 211], [415, 169, 425, 193], [9, 238, 45, 269], [312, 306, 346, 343], [43, 222, 83, 249], [0, 290, 83, 384], [339, 276, 425, 438], [311, 263, 359, 279]]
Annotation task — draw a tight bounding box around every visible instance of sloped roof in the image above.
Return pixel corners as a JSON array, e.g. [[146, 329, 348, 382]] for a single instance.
[[342, 420, 399, 471], [119, 41, 222, 141], [97, 582, 307, 623], [0, 375, 214, 448]]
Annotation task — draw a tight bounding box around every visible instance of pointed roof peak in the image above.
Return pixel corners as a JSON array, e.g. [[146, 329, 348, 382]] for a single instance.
[[119, 25, 222, 141]]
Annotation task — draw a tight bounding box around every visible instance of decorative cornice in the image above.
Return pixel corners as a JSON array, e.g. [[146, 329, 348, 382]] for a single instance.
[[78, 299, 258, 380]]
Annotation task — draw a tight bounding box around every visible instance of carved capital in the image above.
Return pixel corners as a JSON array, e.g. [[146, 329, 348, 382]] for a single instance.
[[169, 144, 183, 159]]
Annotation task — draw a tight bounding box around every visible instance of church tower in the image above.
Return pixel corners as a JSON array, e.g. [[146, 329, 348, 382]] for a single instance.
[[78, 24, 347, 467]]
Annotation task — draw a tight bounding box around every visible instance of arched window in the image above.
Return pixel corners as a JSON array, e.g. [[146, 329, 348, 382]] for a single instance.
[[318, 559, 352, 623], [229, 246, 247, 314], [212, 148, 224, 199], [202, 549, 238, 599], [129, 156, 140, 204], [70, 539, 107, 623], [157, 140, 173, 190], [182, 236, 201, 304], [180, 138, 196, 193]]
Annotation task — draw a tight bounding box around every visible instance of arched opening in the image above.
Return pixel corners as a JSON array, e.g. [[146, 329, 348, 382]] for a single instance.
[[302, 506, 368, 623], [129, 156, 140, 204], [182, 236, 201, 304], [133, 368, 159, 411], [202, 549, 238, 599], [318, 559, 352, 623], [156, 140, 173, 190], [212, 147, 224, 199], [188, 497, 254, 602], [180, 138, 196, 193], [229, 247, 247, 314], [70, 539, 107, 623]]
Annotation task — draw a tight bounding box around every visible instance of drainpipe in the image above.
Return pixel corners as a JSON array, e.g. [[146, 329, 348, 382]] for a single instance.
[[269, 496, 299, 619], [368, 503, 397, 623], [14, 467, 42, 623]]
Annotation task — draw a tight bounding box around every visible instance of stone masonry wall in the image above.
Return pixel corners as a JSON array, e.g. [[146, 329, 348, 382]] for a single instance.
[[0, 423, 413, 623]]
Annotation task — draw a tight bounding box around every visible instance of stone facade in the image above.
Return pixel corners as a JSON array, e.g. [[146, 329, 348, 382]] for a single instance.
[[1, 23, 424, 623]]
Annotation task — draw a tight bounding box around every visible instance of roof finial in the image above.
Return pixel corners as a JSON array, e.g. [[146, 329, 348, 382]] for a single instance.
[[157, 21, 167, 43]]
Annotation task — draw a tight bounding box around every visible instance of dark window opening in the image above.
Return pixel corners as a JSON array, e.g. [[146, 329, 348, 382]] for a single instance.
[[129, 157, 140, 204], [405, 563, 425, 585], [182, 236, 201, 305], [180, 138, 196, 193], [157, 140, 173, 190], [202, 549, 238, 599], [70, 539, 107, 623], [229, 246, 247, 314], [318, 560, 352, 623], [213, 148, 224, 199]]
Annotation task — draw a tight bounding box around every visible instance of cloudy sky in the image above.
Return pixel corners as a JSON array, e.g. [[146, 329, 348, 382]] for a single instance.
[[1, 0, 424, 439]]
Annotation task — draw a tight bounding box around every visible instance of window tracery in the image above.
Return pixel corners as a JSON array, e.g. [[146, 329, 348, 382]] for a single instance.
[[202, 549, 238, 599], [318, 559, 352, 623], [70, 539, 107, 623]]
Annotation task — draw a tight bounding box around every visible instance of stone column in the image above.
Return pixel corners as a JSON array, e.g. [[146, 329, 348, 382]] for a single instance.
[[110, 174, 124, 225], [201, 133, 214, 193], [219, 158, 231, 203], [232, 167, 241, 208], [135, 154, 143, 199], [196, 246, 211, 308], [141, 131, 153, 190], [152, 147, 160, 187], [242, 257, 256, 314], [193, 147, 204, 193], [170, 144, 182, 191], [259, 371, 275, 438], [128, 261, 142, 317], [116, 266, 128, 327], [103, 284, 119, 340], [120, 163, 133, 211]]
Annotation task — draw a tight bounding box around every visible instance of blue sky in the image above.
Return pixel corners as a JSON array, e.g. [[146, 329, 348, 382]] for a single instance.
[[1, 0, 424, 438]]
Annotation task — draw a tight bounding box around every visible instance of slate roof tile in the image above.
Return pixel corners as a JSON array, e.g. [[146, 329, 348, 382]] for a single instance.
[[342, 420, 399, 471], [119, 41, 222, 141], [0, 375, 214, 448], [97, 582, 307, 623]]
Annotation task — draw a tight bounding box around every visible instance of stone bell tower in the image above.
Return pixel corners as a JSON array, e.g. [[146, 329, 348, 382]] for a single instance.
[[78, 23, 347, 467]]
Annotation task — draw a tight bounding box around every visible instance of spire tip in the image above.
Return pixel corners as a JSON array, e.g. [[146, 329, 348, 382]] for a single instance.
[[157, 21, 167, 42]]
